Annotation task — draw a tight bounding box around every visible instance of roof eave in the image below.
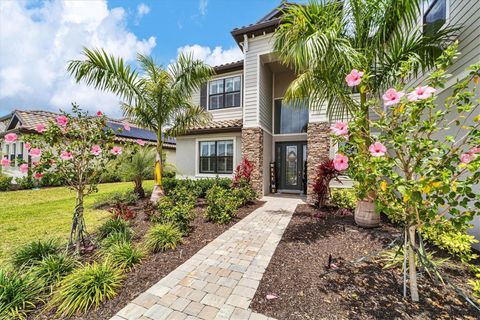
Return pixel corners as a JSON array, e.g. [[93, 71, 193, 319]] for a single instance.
[[230, 18, 281, 45]]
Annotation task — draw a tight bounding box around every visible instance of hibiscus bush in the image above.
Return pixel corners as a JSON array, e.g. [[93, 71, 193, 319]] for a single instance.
[[23, 105, 121, 252], [333, 43, 480, 302]]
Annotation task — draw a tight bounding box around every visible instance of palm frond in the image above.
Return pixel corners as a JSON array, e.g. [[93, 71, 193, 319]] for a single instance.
[[169, 52, 214, 96], [165, 104, 211, 137], [67, 48, 144, 105]]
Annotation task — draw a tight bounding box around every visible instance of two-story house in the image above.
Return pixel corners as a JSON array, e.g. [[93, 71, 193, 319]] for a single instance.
[[175, 3, 334, 203], [176, 0, 480, 208]]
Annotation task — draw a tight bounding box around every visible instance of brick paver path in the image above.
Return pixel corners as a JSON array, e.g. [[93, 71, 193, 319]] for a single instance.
[[111, 196, 302, 320]]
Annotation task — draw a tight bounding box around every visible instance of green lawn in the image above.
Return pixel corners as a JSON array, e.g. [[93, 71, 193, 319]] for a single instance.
[[0, 180, 153, 266]]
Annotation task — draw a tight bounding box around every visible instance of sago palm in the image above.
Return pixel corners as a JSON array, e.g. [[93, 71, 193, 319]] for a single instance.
[[274, 0, 457, 121], [117, 147, 155, 198], [67, 49, 213, 202]]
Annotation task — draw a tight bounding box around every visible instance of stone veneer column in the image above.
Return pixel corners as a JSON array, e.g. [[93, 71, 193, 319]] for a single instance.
[[241, 127, 264, 194], [306, 122, 331, 204]]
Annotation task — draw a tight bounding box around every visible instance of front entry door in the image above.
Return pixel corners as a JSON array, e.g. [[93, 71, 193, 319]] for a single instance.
[[275, 142, 307, 192]]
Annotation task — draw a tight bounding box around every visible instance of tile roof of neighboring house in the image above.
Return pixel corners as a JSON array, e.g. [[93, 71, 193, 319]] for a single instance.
[[0, 109, 176, 149], [183, 118, 243, 135]]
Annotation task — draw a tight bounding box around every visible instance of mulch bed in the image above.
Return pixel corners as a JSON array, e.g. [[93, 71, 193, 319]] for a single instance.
[[250, 204, 480, 320], [36, 198, 264, 320]]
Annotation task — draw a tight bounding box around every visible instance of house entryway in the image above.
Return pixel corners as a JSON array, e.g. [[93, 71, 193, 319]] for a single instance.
[[275, 141, 307, 194]]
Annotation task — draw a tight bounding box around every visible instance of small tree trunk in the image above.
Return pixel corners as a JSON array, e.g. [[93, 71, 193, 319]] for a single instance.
[[134, 178, 145, 198], [150, 140, 164, 203], [408, 225, 419, 302], [69, 190, 86, 253]]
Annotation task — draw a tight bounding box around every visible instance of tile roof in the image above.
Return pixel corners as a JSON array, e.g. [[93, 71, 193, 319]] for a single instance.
[[213, 60, 244, 73], [184, 118, 243, 134], [1, 109, 176, 148]]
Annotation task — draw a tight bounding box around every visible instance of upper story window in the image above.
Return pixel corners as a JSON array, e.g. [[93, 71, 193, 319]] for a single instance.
[[274, 99, 309, 134], [208, 76, 241, 110], [423, 0, 447, 36]]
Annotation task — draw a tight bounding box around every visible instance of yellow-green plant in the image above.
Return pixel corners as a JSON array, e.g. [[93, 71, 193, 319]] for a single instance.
[[144, 223, 183, 253], [49, 260, 124, 316]]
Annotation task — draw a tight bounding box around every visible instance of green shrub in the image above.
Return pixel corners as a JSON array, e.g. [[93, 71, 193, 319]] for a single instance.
[[38, 171, 64, 187], [100, 170, 122, 183], [168, 185, 197, 206], [144, 223, 183, 253], [195, 178, 231, 197], [33, 254, 78, 288], [11, 239, 62, 268], [49, 261, 124, 316], [101, 231, 132, 249], [232, 185, 257, 207], [102, 242, 144, 270], [468, 266, 480, 303], [420, 222, 479, 262], [330, 188, 357, 209], [162, 177, 178, 194], [14, 176, 35, 190], [0, 269, 44, 320], [205, 185, 240, 224], [0, 174, 12, 191], [98, 218, 131, 240], [155, 198, 196, 234]]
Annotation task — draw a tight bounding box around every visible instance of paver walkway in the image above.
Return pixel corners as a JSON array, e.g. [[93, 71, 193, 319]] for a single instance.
[[111, 196, 303, 320]]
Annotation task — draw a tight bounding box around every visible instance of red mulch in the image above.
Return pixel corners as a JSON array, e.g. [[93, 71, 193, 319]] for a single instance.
[[35, 198, 264, 320], [250, 204, 480, 320]]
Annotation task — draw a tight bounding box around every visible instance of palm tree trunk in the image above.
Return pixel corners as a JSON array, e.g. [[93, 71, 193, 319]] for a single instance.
[[150, 137, 164, 203], [134, 177, 145, 198]]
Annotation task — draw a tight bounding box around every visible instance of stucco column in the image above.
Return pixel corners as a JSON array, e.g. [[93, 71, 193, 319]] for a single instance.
[[306, 122, 330, 204], [241, 127, 264, 194]]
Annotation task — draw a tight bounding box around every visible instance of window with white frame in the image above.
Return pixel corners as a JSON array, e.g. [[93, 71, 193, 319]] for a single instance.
[[208, 76, 241, 110], [199, 140, 234, 174], [423, 0, 447, 36]]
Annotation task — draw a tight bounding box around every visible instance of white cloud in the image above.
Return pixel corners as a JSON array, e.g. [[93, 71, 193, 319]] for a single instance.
[[135, 3, 150, 25], [0, 0, 156, 117], [199, 0, 208, 16], [177, 44, 243, 67]]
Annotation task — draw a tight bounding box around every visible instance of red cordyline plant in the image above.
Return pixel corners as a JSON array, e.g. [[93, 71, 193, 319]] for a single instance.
[[232, 157, 254, 188], [312, 159, 342, 207]]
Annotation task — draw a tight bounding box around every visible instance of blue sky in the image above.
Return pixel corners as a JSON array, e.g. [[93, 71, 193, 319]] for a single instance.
[[0, 0, 285, 117]]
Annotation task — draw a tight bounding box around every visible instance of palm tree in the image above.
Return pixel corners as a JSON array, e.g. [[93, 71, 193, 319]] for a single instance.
[[67, 49, 213, 202], [274, 0, 457, 124], [117, 147, 155, 198]]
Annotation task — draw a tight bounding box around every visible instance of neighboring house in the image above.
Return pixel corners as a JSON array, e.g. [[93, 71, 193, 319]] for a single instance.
[[176, 2, 334, 203], [0, 109, 176, 179]]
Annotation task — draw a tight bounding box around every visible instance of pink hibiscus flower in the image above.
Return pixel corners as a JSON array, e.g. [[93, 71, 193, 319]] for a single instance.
[[19, 164, 29, 173], [56, 115, 68, 127], [123, 123, 131, 131], [460, 153, 475, 164], [34, 173, 43, 180], [1, 157, 10, 167], [408, 86, 436, 102], [136, 139, 145, 146], [35, 124, 46, 133], [96, 111, 103, 116], [469, 147, 480, 154], [333, 154, 349, 171], [382, 88, 405, 106], [24, 142, 31, 150], [91, 145, 102, 156], [369, 142, 387, 157], [345, 69, 364, 87], [29, 148, 42, 157], [331, 121, 348, 136], [110, 146, 122, 155], [60, 150, 73, 161], [4, 133, 17, 143]]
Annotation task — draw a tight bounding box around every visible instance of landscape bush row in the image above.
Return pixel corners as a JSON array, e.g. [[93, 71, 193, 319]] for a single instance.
[[0, 164, 258, 318]]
